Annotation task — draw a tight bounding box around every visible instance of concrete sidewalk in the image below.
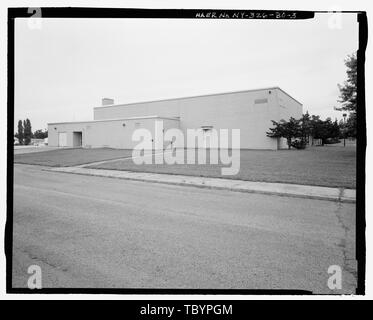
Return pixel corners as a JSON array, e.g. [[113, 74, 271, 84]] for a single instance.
[[47, 166, 356, 203]]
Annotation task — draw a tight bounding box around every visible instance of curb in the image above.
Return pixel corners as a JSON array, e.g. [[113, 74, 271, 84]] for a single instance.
[[46, 167, 356, 203]]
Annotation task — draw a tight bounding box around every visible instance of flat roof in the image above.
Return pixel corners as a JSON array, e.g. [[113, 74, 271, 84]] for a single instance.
[[94, 86, 303, 109], [48, 115, 180, 126]]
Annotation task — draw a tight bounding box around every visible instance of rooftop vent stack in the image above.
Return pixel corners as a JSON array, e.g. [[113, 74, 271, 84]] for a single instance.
[[102, 98, 114, 106]]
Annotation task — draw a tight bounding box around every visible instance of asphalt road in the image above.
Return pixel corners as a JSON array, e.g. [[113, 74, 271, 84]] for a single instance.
[[12, 164, 357, 293]]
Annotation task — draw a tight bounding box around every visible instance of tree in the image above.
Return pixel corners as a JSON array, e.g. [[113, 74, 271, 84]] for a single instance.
[[345, 113, 357, 137], [266, 117, 302, 149], [308, 115, 322, 145], [330, 119, 341, 140], [337, 53, 357, 137], [23, 118, 32, 145], [312, 117, 340, 145], [33, 129, 48, 139], [338, 53, 357, 112], [299, 111, 312, 143], [15, 120, 24, 145]]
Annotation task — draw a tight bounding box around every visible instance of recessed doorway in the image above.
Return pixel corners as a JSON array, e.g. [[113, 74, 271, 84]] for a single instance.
[[73, 131, 82, 147]]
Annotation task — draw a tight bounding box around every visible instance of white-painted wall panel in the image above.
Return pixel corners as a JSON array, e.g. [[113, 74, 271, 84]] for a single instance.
[[49, 88, 302, 150]]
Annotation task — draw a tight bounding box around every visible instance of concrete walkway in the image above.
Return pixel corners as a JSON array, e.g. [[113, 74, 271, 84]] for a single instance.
[[47, 166, 356, 203]]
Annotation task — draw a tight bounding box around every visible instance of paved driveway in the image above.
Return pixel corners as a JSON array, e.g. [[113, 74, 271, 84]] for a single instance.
[[12, 164, 356, 293]]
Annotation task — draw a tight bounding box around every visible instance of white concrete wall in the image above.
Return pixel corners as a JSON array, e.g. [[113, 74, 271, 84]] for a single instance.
[[177, 89, 279, 149], [48, 117, 180, 149], [275, 89, 303, 149], [92, 88, 302, 149], [94, 100, 180, 120], [276, 88, 303, 122], [50, 88, 302, 150]]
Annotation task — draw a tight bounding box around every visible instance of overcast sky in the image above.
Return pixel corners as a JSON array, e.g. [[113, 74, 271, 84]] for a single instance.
[[14, 13, 358, 131]]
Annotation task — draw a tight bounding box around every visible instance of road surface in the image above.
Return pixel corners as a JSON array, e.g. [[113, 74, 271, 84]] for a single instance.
[[12, 164, 356, 293]]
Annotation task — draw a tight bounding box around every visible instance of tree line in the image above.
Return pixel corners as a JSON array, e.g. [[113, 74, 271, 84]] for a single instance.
[[266, 113, 345, 149], [15, 119, 48, 145], [267, 52, 357, 150]]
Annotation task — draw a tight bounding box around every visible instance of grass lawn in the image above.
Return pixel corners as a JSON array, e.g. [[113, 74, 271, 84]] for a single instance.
[[14, 146, 356, 188], [14, 148, 134, 167], [87, 146, 356, 189]]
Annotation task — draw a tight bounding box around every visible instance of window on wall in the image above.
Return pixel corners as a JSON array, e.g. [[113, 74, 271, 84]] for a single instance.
[[254, 98, 268, 104], [134, 122, 140, 128]]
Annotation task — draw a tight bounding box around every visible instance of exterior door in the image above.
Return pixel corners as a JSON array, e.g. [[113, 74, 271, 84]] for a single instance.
[[73, 132, 82, 147], [202, 129, 212, 148], [58, 132, 67, 147]]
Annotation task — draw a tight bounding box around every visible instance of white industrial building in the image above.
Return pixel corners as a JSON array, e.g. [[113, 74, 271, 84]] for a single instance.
[[48, 87, 302, 150]]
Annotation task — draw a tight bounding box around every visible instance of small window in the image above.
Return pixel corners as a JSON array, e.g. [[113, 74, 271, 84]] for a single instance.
[[201, 125, 213, 131], [254, 98, 268, 104], [134, 122, 141, 128]]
